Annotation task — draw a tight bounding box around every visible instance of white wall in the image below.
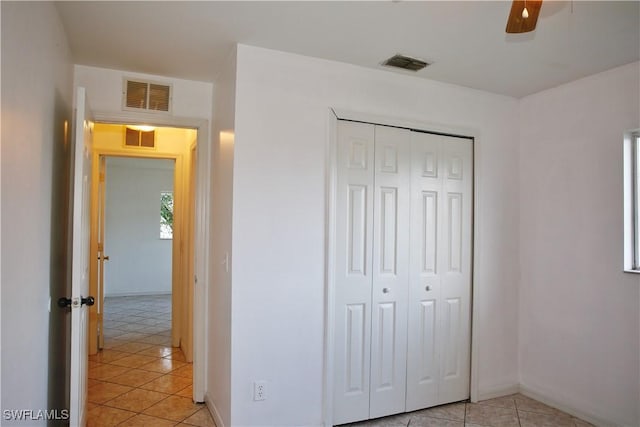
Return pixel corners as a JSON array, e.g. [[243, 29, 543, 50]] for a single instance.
[[104, 157, 174, 296], [207, 46, 237, 427], [230, 44, 521, 426], [519, 62, 640, 427], [0, 2, 73, 422]]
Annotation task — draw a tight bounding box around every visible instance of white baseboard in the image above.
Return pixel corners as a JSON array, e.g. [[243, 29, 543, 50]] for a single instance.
[[476, 383, 520, 402], [519, 384, 618, 427], [104, 291, 171, 298], [205, 392, 225, 427]]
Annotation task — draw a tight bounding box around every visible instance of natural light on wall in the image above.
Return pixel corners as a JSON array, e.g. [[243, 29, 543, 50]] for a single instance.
[[220, 130, 235, 146], [623, 129, 640, 272]]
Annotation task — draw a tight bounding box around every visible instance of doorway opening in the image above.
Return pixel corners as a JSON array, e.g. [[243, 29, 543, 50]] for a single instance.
[[86, 124, 200, 416]]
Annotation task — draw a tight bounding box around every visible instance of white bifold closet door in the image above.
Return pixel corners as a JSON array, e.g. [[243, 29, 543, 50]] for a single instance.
[[405, 131, 473, 412], [333, 120, 472, 425]]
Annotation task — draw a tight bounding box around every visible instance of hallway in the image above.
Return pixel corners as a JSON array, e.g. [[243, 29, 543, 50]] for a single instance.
[[87, 295, 214, 426]]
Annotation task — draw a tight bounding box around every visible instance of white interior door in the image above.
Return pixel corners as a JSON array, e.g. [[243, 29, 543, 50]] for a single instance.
[[333, 121, 375, 425], [69, 87, 94, 427], [333, 120, 473, 424], [369, 125, 411, 418], [435, 134, 472, 404], [405, 131, 472, 411], [405, 132, 442, 410], [97, 155, 106, 350]]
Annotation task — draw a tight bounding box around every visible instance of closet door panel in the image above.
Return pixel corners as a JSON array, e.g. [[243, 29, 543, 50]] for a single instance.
[[406, 132, 442, 411], [334, 121, 375, 424], [369, 125, 411, 419], [407, 132, 472, 409], [438, 138, 472, 404]]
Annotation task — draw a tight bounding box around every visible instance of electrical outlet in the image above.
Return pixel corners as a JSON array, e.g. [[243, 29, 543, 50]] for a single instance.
[[253, 381, 267, 401]]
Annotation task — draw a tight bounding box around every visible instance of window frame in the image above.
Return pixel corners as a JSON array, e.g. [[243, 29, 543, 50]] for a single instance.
[[623, 129, 640, 273]]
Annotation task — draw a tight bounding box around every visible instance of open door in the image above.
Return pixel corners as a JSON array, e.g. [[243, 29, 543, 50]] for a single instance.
[[183, 142, 197, 363], [68, 87, 94, 426], [88, 152, 107, 354], [96, 155, 107, 349]]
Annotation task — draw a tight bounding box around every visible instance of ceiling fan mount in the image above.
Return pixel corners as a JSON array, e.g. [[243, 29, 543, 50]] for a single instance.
[[506, 0, 543, 33]]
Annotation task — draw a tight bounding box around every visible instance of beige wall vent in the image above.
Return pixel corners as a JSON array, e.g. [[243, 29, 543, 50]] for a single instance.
[[123, 78, 172, 113], [125, 127, 155, 148]]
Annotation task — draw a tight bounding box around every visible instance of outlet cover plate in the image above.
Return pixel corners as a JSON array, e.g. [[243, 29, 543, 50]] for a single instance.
[[253, 381, 267, 401]]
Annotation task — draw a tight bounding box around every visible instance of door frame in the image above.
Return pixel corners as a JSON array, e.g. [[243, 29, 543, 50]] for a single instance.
[[323, 108, 481, 426], [91, 110, 210, 403], [92, 151, 184, 351]]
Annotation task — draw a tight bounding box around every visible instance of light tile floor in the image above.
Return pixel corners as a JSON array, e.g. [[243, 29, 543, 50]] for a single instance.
[[87, 295, 215, 427], [89, 295, 593, 427], [339, 394, 594, 427]]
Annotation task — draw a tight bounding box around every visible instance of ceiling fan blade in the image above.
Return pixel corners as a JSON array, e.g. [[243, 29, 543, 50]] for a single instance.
[[506, 0, 543, 33]]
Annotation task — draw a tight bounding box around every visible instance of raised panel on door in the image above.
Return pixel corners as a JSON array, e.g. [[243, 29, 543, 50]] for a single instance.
[[334, 121, 375, 424], [369, 125, 411, 419], [438, 138, 472, 404], [406, 132, 442, 411], [345, 303, 367, 394]]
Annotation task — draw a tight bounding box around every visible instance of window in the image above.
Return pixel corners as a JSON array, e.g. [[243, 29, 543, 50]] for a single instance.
[[624, 130, 640, 272], [160, 191, 174, 239]]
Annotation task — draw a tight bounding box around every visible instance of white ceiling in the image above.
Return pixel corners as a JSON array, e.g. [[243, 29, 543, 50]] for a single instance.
[[56, 1, 639, 98]]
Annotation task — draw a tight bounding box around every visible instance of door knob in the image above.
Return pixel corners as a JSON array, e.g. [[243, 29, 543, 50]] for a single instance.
[[382, 288, 390, 294], [58, 296, 95, 308], [425, 285, 431, 291]]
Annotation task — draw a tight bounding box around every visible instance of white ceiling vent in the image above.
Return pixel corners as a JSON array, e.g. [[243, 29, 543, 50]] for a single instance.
[[123, 78, 172, 113], [381, 54, 429, 72]]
